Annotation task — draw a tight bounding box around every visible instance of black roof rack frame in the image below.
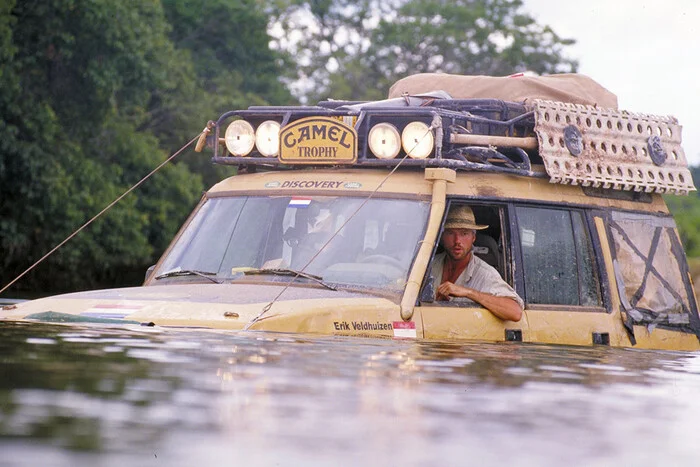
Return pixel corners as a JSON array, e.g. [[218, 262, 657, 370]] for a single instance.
[[208, 99, 541, 177]]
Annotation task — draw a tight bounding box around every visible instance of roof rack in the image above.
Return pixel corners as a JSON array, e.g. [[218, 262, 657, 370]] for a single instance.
[[201, 96, 695, 194]]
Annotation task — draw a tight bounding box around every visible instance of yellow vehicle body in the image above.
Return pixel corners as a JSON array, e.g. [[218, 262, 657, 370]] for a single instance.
[[2, 73, 698, 350], [3, 167, 697, 350]]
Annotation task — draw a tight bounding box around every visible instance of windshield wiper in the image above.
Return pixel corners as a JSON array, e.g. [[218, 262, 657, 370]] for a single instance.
[[243, 268, 337, 291], [154, 269, 221, 284]]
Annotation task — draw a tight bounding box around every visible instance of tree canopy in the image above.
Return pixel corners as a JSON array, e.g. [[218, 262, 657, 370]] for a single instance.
[[270, 0, 578, 102], [0, 0, 290, 294]]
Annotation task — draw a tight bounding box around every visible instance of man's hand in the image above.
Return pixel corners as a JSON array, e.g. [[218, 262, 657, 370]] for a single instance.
[[436, 281, 469, 299]]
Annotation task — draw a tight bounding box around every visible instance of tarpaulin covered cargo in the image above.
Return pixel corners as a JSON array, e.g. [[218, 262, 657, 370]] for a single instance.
[[388, 73, 619, 109]]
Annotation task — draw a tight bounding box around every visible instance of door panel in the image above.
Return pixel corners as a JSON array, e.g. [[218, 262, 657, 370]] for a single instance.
[[418, 305, 527, 342]]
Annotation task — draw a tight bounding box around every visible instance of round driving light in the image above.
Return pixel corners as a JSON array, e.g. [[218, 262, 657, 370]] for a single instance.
[[255, 120, 281, 157], [368, 123, 400, 159], [225, 120, 255, 156], [402, 121, 434, 159]]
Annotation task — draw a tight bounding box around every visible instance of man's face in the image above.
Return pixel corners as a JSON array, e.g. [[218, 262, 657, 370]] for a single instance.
[[441, 228, 476, 261]]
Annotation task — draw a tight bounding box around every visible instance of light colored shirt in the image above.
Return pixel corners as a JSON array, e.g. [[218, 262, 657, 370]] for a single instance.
[[431, 252, 524, 309]]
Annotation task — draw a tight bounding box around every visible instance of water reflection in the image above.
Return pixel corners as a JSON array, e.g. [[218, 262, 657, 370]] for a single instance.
[[1, 322, 700, 466]]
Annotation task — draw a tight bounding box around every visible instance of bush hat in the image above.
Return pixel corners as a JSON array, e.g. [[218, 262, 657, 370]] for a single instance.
[[444, 205, 488, 230]]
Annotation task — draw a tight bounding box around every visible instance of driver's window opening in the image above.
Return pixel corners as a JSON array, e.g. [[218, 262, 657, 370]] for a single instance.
[[425, 202, 511, 306], [434, 204, 506, 279]]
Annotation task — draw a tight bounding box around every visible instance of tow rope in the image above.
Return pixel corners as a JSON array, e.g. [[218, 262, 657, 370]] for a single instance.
[[0, 130, 207, 295]]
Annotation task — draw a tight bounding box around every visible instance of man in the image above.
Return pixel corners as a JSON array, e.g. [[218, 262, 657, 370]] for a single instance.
[[431, 205, 523, 322]]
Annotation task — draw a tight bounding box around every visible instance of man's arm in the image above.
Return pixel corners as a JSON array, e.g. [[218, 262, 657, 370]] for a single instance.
[[436, 282, 523, 322]]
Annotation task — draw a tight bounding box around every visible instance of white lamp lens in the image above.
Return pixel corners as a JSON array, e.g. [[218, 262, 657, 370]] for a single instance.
[[255, 120, 281, 157], [402, 121, 434, 159], [225, 120, 255, 156], [368, 123, 400, 159]]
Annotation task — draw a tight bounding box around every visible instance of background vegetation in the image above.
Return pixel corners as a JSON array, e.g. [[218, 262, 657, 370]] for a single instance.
[[0, 0, 697, 296]]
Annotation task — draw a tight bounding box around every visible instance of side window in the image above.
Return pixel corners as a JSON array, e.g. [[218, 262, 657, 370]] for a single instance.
[[608, 211, 694, 327], [423, 203, 508, 304], [515, 206, 601, 307]]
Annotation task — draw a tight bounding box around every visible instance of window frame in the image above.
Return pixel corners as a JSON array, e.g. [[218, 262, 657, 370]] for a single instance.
[[603, 208, 700, 333], [419, 198, 514, 307]]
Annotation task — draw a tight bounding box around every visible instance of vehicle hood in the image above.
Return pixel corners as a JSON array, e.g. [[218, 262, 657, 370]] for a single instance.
[[0, 283, 400, 332]]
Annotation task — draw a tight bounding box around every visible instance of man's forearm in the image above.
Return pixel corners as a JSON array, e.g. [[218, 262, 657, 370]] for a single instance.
[[436, 281, 523, 321], [462, 287, 523, 322]]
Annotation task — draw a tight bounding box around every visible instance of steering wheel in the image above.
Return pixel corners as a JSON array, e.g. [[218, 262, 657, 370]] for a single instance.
[[359, 254, 404, 270]]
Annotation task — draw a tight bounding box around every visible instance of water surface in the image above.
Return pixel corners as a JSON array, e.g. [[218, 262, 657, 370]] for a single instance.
[[1, 322, 699, 466]]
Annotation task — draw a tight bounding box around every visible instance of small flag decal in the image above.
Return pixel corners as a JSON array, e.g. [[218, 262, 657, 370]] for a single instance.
[[393, 321, 417, 339], [288, 197, 312, 208]]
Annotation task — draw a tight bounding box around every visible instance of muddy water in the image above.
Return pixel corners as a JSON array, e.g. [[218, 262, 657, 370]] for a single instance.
[[1, 322, 699, 466]]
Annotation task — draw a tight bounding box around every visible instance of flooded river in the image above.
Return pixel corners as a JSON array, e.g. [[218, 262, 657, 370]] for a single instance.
[[1, 322, 700, 466]]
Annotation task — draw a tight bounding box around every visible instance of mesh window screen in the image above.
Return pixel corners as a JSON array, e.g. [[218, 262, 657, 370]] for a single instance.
[[609, 211, 696, 332]]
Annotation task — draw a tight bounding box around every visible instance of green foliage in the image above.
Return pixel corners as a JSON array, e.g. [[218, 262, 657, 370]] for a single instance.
[[270, 0, 578, 102], [164, 0, 291, 104], [0, 0, 286, 294], [666, 166, 700, 257], [157, 0, 294, 187]]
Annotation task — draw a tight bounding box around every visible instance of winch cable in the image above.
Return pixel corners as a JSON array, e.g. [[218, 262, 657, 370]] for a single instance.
[[0, 131, 206, 296], [245, 118, 440, 329]]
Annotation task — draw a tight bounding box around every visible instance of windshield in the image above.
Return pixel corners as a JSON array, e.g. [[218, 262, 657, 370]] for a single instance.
[[155, 195, 430, 292]]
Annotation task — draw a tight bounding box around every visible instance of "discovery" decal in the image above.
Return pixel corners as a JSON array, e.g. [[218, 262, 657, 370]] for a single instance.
[[264, 180, 362, 189]]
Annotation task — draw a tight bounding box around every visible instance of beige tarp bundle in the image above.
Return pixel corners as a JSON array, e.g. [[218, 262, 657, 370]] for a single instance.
[[388, 73, 619, 109]]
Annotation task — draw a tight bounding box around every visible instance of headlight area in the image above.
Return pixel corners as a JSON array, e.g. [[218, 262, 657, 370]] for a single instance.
[[368, 123, 401, 159], [367, 119, 435, 160], [255, 120, 281, 157], [217, 114, 437, 163], [224, 119, 281, 157], [401, 121, 434, 159]]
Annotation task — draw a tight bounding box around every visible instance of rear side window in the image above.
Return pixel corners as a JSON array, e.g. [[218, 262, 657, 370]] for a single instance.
[[515, 206, 601, 307], [609, 211, 696, 331]]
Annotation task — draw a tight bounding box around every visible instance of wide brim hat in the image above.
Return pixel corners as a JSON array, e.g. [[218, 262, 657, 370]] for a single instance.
[[444, 205, 488, 230]]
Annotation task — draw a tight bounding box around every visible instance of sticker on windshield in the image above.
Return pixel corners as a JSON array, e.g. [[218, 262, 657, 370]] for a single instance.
[[288, 197, 312, 208], [393, 321, 417, 339]]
